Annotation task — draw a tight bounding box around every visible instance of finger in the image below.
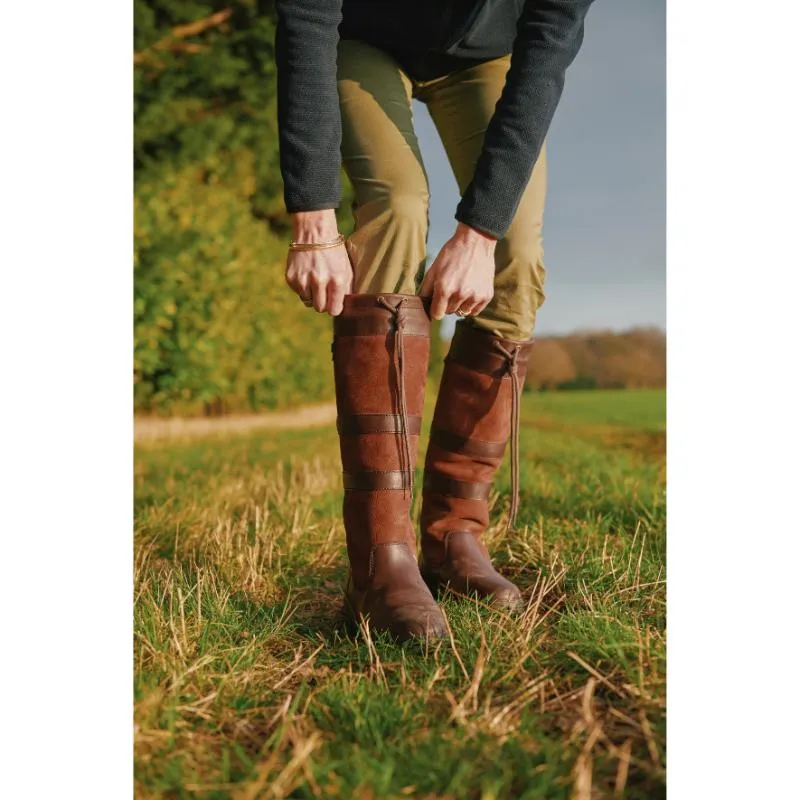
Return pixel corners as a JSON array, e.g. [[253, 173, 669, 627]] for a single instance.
[[430, 283, 449, 321], [445, 290, 467, 316], [285, 261, 301, 294], [296, 283, 313, 308], [310, 275, 327, 313], [470, 297, 491, 317], [466, 290, 492, 315], [327, 276, 346, 317], [291, 265, 310, 300], [463, 302, 483, 318], [337, 253, 354, 295], [456, 297, 481, 317]]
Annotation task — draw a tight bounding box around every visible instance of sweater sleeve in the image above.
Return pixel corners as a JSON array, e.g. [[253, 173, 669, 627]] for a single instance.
[[275, 0, 343, 212], [455, 0, 595, 239]]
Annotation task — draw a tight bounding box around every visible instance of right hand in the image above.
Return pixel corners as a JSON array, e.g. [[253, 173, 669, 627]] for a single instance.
[[285, 210, 353, 317]]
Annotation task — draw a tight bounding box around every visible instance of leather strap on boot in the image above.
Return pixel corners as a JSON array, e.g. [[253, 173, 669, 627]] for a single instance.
[[377, 295, 414, 495], [492, 339, 523, 528]]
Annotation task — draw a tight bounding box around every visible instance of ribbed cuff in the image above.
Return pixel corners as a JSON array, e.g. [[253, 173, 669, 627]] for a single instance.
[[454, 205, 507, 241]]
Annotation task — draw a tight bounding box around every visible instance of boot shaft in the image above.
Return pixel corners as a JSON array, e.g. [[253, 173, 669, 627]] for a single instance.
[[421, 322, 534, 564], [333, 294, 431, 587]]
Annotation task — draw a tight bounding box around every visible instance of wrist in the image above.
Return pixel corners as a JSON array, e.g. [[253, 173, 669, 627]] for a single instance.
[[454, 222, 497, 253], [291, 209, 339, 242]]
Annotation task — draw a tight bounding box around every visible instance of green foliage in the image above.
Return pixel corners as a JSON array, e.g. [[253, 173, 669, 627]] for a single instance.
[[134, 0, 285, 225], [134, 0, 354, 414], [135, 152, 335, 414]]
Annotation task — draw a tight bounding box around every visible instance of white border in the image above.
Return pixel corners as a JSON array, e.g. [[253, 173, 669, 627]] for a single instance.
[[668, 0, 800, 795], [0, 2, 133, 796]]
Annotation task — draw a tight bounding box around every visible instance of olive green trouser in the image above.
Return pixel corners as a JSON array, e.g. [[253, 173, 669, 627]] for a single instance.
[[337, 38, 548, 341]]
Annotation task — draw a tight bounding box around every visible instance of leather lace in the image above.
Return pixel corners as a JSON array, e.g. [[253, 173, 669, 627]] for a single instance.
[[493, 340, 522, 529], [377, 296, 414, 496]]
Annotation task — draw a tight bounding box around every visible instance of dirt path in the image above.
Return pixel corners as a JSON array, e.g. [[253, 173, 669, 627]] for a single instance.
[[134, 403, 337, 443]]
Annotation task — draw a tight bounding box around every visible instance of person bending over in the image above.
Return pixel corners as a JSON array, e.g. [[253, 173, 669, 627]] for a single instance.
[[275, 0, 595, 641]]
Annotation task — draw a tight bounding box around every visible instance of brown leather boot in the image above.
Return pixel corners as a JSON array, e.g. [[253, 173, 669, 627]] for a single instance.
[[420, 322, 535, 612], [333, 294, 447, 642]]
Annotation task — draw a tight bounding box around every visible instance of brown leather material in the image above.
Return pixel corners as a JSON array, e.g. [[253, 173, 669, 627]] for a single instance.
[[423, 472, 492, 500], [333, 293, 446, 641], [423, 440, 500, 483], [421, 532, 522, 612], [421, 322, 534, 609], [428, 362, 511, 442], [447, 321, 534, 379], [335, 293, 432, 338], [343, 470, 411, 491], [338, 413, 422, 436], [334, 316, 430, 337], [429, 425, 507, 458], [339, 433, 420, 474], [343, 492, 414, 551], [345, 543, 447, 641], [333, 335, 430, 415], [343, 293, 432, 311]]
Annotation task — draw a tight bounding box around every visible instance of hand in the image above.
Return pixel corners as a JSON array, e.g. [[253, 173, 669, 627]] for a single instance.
[[420, 223, 496, 320], [285, 210, 353, 316]]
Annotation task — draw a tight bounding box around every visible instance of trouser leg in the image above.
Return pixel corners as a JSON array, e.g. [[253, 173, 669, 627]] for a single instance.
[[337, 39, 430, 295], [420, 55, 547, 341]]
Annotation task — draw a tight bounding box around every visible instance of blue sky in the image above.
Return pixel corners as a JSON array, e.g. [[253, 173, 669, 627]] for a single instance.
[[413, 0, 665, 335]]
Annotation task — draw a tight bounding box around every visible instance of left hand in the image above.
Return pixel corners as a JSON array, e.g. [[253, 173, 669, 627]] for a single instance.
[[420, 223, 497, 320]]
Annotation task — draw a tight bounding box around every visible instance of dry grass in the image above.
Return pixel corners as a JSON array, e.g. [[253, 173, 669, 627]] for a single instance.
[[134, 389, 666, 799]]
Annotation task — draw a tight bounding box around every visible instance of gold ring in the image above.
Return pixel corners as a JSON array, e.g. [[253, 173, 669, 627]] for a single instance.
[[455, 309, 468, 317], [300, 296, 313, 307]]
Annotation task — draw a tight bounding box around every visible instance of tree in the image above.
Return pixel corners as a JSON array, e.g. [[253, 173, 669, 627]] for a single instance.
[[527, 340, 576, 390]]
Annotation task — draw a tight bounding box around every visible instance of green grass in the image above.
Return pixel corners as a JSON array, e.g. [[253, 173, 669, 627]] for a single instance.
[[531, 389, 666, 432], [134, 389, 666, 799]]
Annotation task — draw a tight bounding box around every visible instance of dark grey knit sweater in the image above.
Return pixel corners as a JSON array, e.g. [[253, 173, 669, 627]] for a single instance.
[[275, 0, 594, 239]]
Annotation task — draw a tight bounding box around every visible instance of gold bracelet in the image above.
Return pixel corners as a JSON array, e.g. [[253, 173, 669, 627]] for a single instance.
[[288, 233, 345, 252]]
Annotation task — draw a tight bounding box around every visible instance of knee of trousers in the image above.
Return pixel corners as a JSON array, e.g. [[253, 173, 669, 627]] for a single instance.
[[479, 243, 547, 341], [349, 192, 430, 292], [497, 236, 546, 289], [353, 192, 429, 236]]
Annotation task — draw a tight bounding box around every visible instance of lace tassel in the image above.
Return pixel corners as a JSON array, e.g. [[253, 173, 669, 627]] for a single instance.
[[493, 341, 522, 530], [378, 296, 414, 497]]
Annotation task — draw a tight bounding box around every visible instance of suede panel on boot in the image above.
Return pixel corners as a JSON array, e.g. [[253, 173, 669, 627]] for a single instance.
[[333, 294, 446, 641], [421, 322, 534, 611]]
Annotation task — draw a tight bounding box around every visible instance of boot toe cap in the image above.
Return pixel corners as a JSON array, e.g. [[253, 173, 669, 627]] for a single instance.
[[395, 604, 448, 642]]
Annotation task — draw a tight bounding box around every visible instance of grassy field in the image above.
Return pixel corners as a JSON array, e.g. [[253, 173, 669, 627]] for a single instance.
[[134, 388, 666, 799]]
